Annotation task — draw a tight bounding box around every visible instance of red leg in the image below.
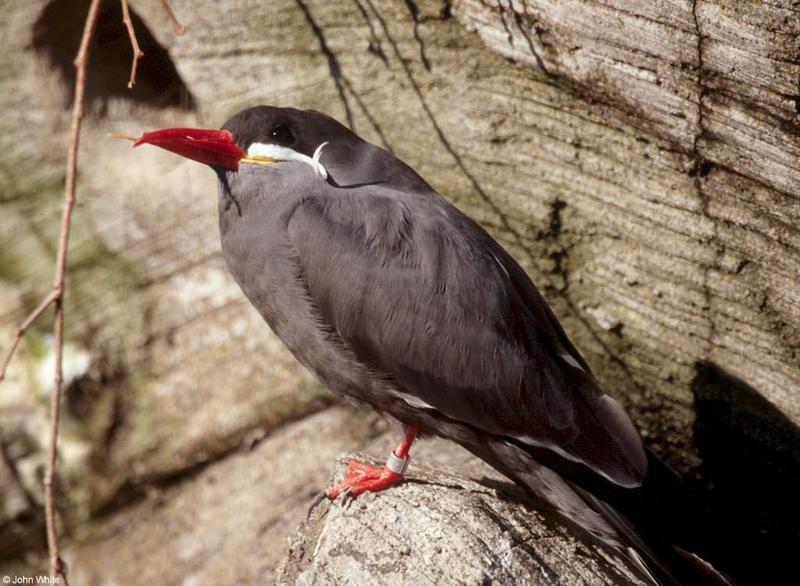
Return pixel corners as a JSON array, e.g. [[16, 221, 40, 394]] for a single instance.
[[326, 426, 418, 499]]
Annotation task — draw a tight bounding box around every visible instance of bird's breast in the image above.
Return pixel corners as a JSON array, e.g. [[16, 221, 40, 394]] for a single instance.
[[216, 192, 389, 409]]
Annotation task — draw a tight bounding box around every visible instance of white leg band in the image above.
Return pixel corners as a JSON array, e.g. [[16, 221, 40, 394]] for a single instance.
[[385, 452, 410, 475]]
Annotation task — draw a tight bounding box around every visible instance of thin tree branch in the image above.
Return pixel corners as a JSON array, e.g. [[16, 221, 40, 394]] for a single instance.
[[160, 0, 185, 35], [0, 290, 60, 383], [121, 0, 144, 88], [1, 0, 190, 580], [2, 0, 184, 579], [43, 0, 103, 582]]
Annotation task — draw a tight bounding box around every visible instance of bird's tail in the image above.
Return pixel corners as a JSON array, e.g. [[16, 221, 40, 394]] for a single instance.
[[464, 439, 733, 586]]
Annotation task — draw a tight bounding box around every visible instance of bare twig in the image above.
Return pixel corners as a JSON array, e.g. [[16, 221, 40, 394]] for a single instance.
[[121, 0, 144, 88], [0, 0, 102, 575], [2, 0, 183, 578], [160, 0, 185, 35], [43, 0, 104, 582], [0, 290, 60, 383]]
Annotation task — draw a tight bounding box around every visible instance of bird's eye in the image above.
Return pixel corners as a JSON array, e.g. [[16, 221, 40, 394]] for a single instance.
[[269, 123, 294, 145]]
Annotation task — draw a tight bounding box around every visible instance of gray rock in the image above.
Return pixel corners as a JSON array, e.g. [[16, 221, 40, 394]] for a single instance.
[[63, 407, 379, 586], [275, 454, 646, 586]]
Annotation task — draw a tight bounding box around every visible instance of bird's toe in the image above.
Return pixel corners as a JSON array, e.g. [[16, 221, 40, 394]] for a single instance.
[[325, 460, 404, 500]]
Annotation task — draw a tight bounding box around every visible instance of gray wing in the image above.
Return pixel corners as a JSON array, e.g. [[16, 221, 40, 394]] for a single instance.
[[287, 188, 647, 487]]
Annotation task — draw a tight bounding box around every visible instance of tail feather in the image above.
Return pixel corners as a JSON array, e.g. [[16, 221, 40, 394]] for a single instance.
[[464, 437, 733, 586], [574, 484, 731, 586]]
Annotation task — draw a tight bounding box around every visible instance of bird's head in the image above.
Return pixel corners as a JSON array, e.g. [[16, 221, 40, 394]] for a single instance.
[[132, 106, 364, 180], [131, 105, 433, 194]]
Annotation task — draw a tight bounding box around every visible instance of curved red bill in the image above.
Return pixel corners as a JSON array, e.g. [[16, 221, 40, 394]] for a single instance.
[[133, 127, 245, 171]]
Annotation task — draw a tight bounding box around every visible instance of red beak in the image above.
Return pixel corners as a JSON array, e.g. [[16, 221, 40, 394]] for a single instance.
[[133, 127, 246, 171]]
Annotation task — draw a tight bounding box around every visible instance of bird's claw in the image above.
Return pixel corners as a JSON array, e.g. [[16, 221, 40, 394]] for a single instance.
[[307, 490, 328, 519], [341, 489, 356, 508], [308, 460, 406, 518], [324, 459, 405, 501]]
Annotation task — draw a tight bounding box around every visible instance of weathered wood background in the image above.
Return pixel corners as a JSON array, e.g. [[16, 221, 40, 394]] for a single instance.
[[0, 0, 797, 581]]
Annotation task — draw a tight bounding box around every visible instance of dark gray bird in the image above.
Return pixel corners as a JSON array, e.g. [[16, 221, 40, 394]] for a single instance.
[[132, 106, 732, 585]]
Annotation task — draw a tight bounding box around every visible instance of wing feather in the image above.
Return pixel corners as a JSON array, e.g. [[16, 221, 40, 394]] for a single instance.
[[287, 190, 646, 487]]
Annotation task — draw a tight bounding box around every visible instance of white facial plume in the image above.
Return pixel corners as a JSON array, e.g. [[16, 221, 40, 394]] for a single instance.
[[245, 141, 329, 180]]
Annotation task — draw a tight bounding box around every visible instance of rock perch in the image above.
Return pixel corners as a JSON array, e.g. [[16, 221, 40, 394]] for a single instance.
[[275, 453, 647, 585]]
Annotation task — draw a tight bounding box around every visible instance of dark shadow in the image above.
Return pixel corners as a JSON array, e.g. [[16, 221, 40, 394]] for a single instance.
[[509, 0, 552, 76], [475, 478, 640, 586], [32, 0, 194, 111], [691, 361, 800, 585], [476, 476, 538, 505], [294, 0, 355, 129], [402, 477, 491, 494], [402, 0, 431, 71], [352, 0, 388, 65], [295, 0, 393, 152], [0, 440, 46, 561]]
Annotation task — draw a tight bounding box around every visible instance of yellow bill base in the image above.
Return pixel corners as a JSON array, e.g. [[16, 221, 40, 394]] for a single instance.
[[240, 156, 276, 166]]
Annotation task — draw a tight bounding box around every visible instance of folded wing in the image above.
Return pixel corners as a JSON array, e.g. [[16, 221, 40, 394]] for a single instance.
[[287, 188, 647, 487]]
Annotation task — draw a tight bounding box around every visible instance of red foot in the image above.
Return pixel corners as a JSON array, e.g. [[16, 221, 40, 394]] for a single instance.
[[326, 460, 404, 499]]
